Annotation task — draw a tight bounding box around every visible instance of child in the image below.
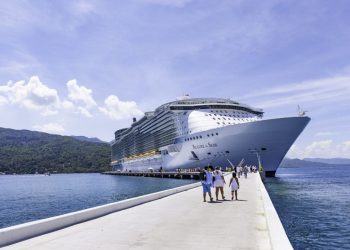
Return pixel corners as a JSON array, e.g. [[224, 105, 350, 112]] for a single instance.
[[229, 172, 240, 200]]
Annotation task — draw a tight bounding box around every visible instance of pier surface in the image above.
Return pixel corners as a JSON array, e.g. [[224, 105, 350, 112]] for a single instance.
[[1, 173, 291, 250]]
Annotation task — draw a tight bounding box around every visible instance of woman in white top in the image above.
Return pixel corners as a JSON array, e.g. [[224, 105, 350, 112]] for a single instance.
[[229, 172, 240, 200], [213, 167, 226, 200]]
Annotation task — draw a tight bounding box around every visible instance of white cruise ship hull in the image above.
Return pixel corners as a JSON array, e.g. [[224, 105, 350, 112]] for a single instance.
[[114, 116, 310, 177]]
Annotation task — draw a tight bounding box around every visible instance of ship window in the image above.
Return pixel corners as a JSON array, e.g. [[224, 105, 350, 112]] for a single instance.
[[213, 118, 216, 120], [205, 114, 208, 116], [223, 118, 226, 120], [214, 114, 217, 116], [207, 152, 211, 155], [217, 122, 220, 125], [200, 135, 202, 139], [183, 112, 187, 115], [209, 114, 212, 116], [218, 118, 221, 120], [223, 122, 225, 125], [216, 132, 219, 135], [207, 134, 210, 137], [196, 136, 199, 139], [211, 133, 214, 136]]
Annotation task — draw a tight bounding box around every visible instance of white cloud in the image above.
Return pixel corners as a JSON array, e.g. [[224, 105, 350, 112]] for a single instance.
[[315, 131, 335, 137], [304, 140, 333, 158], [137, 0, 192, 7], [99, 95, 143, 120], [1, 76, 144, 122], [0, 95, 8, 105], [287, 140, 350, 159], [0, 76, 60, 115], [33, 123, 65, 134], [73, 1, 95, 14], [242, 75, 350, 109], [339, 141, 350, 156], [61, 100, 75, 110], [67, 79, 97, 108], [77, 106, 93, 118]]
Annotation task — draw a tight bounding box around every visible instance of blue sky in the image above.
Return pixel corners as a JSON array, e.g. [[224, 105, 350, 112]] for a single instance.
[[0, 0, 349, 159]]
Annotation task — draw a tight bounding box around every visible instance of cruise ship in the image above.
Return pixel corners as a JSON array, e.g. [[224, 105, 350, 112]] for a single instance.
[[111, 97, 310, 177]]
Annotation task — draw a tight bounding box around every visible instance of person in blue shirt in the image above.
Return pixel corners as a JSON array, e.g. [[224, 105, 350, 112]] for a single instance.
[[199, 166, 214, 202]]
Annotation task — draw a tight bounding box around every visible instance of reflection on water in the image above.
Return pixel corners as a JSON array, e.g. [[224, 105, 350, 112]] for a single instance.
[[0, 174, 196, 229], [264, 166, 350, 250]]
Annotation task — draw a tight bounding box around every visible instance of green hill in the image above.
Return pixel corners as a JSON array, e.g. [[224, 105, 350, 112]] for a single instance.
[[0, 127, 111, 174]]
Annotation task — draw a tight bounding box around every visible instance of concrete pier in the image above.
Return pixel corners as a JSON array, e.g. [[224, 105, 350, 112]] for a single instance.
[[102, 171, 201, 180], [0, 173, 292, 250]]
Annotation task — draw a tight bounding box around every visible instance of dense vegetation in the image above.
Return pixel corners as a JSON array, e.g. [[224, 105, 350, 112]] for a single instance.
[[0, 128, 111, 174]]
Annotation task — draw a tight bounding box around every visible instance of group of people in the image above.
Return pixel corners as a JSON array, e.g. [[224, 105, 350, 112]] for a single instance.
[[235, 165, 257, 178], [199, 166, 240, 202]]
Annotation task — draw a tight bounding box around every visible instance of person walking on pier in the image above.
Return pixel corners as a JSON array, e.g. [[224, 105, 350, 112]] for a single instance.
[[243, 166, 248, 178], [229, 172, 240, 200], [200, 167, 213, 202], [236, 166, 241, 178], [213, 167, 226, 200]]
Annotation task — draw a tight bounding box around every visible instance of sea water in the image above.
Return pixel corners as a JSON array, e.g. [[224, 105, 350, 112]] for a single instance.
[[264, 165, 350, 250], [0, 174, 196, 229]]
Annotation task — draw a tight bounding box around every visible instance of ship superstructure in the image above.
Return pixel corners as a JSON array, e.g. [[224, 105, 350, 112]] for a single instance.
[[111, 97, 310, 177]]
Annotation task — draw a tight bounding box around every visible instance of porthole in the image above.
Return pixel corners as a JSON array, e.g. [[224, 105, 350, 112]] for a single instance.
[[216, 132, 219, 135], [211, 133, 214, 136]]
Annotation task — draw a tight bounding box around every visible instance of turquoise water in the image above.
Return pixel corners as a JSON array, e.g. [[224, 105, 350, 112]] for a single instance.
[[0, 174, 196, 229], [264, 165, 350, 250]]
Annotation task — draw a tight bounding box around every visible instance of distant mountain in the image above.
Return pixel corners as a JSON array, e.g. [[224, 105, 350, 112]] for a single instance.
[[280, 158, 350, 168], [280, 158, 331, 168], [304, 158, 350, 165], [0, 127, 111, 174], [71, 136, 106, 143]]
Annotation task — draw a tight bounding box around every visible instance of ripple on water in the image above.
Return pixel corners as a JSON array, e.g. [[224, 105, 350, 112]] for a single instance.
[[0, 174, 196, 229], [265, 166, 350, 250]]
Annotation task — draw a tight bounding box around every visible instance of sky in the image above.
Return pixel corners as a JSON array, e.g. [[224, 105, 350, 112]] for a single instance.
[[0, 0, 349, 159]]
